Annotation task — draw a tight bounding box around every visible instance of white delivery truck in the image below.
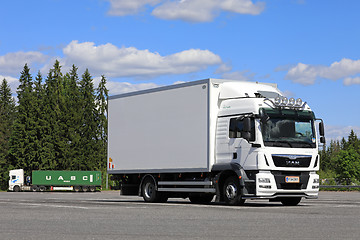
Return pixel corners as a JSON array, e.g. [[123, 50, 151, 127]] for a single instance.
[[107, 79, 325, 206]]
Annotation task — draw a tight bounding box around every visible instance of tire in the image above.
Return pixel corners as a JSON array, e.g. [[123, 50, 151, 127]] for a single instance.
[[89, 186, 96, 192], [32, 186, 38, 192], [223, 176, 245, 206], [13, 185, 21, 192], [39, 186, 46, 192], [74, 186, 81, 192], [141, 177, 161, 203], [189, 194, 214, 204], [280, 197, 301, 206], [82, 186, 89, 192]]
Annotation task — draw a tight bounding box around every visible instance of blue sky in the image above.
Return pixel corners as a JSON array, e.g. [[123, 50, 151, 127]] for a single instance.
[[1, 0, 360, 141]]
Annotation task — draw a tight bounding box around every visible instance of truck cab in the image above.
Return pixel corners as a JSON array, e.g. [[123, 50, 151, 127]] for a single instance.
[[214, 82, 324, 205], [9, 169, 25, 192]]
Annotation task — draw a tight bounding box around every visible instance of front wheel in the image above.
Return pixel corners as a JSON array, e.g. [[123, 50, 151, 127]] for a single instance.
[[223, 176, 245, 206], [280, 197, 301, 206], [13, 185, 21, 192]]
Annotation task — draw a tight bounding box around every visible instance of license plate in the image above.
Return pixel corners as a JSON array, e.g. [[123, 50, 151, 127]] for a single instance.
[[285, 176, 300, 183]]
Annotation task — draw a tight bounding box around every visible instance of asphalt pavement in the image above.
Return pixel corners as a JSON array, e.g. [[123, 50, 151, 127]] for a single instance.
[[0, 191, 359, 240]]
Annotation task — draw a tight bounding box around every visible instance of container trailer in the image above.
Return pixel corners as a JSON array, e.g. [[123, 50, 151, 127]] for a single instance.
[[9, 169, 101, 192]]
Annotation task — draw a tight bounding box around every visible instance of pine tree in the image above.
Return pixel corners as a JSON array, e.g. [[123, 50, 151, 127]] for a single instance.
[[8, 64, 37, 176], [42, 60, 67, 170], [78, 69, 98, 170], [95, 75, 108, 171], [0, 79, 16, 189], [63, 65, 82, 170], [347, 130, 359, 151], [33, 71, 48, 170]]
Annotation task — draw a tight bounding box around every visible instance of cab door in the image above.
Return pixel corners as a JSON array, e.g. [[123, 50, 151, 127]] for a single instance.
[[228, 117, 255, 167]]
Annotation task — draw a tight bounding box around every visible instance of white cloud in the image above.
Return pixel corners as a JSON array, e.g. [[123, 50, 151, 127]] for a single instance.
[[107, 81, 160, 95], [0, 51, 48, 76], [344, 76, 360, 86], [215, 63, 232, 74], [221, 70, 255, 81], [107, 0, 265, 22], [62, 40, 222, 78], [325, 125, 360, 142], [107, 0, 161, 16], [284, 58, 360, 85], [281, 90, 295, 98], [152, 0, 265, 22]]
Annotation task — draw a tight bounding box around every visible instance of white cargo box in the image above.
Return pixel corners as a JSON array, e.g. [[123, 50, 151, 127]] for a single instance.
[[107, 79, 218, 174]]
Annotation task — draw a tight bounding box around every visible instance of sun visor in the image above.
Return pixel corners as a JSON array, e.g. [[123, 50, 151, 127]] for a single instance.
[[218, 82, 281, 100]]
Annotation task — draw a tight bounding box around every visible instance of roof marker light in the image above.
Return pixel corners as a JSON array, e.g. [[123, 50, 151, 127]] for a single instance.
[[289, 97, 295, 106], [274, 97, 281, 106], [281, 97, 288, 105], [295, 98, 302, 106]]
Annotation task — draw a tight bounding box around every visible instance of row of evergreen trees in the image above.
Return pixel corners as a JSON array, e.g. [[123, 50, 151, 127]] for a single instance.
[[320, 130, 360, 184], [0, 61, 108, 190]]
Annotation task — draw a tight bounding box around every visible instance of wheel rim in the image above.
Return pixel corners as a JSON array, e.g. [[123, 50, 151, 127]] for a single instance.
[[144, 182, 154, 199], [225, 184, 237, 200]]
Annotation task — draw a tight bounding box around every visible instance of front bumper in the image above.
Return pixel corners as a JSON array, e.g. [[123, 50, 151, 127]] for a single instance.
[[246, 171, 319, 199]]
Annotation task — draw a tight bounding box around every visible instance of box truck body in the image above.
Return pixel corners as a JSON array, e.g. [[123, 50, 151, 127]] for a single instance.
[[108, 79, 325, 206], [9, 169, 101, 192], [108, 80, 213, 173]]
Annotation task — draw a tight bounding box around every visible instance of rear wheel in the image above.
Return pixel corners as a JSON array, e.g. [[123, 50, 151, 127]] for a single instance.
[[39, 186, 46, 192], [280, 197, 301, 206], [32, 186, 38, 192], [223, 176, 245, 206], [82, 186, 89, 192], [141, 177, 162, 203], [89, 186, 96, 192], [74, 186, 81, 192]]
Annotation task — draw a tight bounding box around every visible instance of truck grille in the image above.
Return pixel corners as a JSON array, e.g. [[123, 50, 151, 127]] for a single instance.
[[272, 171, 310, 190], [272, 154, 312, 167]]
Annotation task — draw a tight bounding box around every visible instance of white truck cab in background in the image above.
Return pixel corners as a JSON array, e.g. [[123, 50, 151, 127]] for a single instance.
[[9, 169, 31, 192], [107, 79, 325, 206]]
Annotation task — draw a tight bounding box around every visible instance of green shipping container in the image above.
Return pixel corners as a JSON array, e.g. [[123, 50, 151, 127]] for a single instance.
[[32, 171, 101, 186]]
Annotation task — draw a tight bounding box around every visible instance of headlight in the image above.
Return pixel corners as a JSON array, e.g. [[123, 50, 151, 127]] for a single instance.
[[258, 178, 271, 183]]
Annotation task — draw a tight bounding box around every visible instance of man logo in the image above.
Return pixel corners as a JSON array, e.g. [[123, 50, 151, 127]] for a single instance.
[[286, 160, 300, 166]]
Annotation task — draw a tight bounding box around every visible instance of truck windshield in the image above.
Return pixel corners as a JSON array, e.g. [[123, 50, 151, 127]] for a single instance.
[[260, 109, 316, 148]]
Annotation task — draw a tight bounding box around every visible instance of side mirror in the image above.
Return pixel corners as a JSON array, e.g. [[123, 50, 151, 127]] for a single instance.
[[320, 136, 326, 144], [242, 117, 252, 141], [319, 121, 325, 136], [242, 132, 251, 141], [243, 117, 251, 132], [259, 108, 269, 124]]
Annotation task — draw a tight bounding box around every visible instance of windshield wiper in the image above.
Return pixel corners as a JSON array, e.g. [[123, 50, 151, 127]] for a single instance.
[[291, 141, 314, 148], [265, 140, 293, 148]]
